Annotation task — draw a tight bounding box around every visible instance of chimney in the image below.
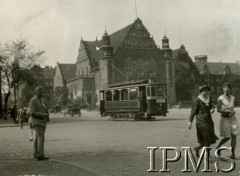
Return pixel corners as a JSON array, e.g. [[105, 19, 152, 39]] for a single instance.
[[194, 55, 208, 64]]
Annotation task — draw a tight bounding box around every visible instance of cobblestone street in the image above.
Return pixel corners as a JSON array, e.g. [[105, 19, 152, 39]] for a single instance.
[[1, 109, 240, 176]]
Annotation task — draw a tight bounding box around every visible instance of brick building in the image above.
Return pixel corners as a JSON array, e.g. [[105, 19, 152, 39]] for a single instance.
[[194, 55, 240, 101], [54, 18, 176, 108]]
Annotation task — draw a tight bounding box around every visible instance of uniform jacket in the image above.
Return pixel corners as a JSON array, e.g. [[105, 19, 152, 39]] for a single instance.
[[28, 95, 48, 127]]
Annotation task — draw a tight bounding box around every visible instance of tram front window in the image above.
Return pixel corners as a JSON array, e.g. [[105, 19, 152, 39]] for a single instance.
[[106, 91, 112, 101], [113, 90, 120, 101], [129, 88, 138, 100], [151, 87, 156, 96], [147, 87, 150, 97], [157, 87, 163, 97], [121, 89, 128, 100]]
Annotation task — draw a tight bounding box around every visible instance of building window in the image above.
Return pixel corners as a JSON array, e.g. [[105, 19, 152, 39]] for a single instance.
[[137, 40, 142, 48], [125, 39, 131, 47], [137, 58, 144, 73], [74, 84, 77, 95], [71, 85, 74, 94], [82, 68, 84, 75], [132, 61, 137, 73], [86, 67, 89, 75], [146, 58, 156, 73], [132, 40, 137, 48], [125, 57, 133, 74], [135, 23, 142, 30]]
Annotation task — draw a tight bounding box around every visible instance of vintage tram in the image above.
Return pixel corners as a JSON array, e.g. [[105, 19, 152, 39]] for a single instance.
[[99, 79, 168, 120]]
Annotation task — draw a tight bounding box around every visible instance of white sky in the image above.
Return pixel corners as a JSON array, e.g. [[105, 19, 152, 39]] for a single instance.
[[1, 0, 240, 66]]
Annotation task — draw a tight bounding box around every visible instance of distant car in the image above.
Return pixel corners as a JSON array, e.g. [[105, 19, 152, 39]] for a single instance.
[[62, 105, 81, 117], [51, 105, 62, 114]]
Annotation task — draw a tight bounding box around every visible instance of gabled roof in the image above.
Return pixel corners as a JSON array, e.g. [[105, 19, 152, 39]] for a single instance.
[[195, 62, 240, 75], [109, 23, 133, 52], [82, 20, 140, 62], [58, 63, 76, 80], [83, 40, 101, 62]]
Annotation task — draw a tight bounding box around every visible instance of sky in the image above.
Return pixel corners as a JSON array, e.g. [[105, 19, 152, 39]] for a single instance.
[[1, 0, 240, 66]]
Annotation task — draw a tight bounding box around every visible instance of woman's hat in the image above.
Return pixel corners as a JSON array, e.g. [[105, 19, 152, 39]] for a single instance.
[[222, 82, 232, 89], [199, 85, 210, 92]]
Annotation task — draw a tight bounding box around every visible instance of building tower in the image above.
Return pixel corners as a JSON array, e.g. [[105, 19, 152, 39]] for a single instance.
[[99, 30, 114, 88], [162, 34, 176, 106]]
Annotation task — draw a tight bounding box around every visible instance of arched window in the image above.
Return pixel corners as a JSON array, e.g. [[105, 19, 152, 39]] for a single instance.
[[137, 58, 144, 73], [125, 57, 133, 74]]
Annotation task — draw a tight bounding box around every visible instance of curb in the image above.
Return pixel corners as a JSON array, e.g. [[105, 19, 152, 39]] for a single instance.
[[0, 123, 29, 128], [0, 158, 98, 176]]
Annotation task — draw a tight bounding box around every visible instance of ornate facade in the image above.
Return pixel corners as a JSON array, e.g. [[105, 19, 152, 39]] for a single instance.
[[54, 18, 177, 108]]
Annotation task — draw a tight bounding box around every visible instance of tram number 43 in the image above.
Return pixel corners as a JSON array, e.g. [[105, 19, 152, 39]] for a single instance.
[[147, 147, 236, 173]]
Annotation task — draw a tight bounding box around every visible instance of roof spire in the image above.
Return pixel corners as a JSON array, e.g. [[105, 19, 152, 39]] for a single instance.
[[135, 0, 138, 19]]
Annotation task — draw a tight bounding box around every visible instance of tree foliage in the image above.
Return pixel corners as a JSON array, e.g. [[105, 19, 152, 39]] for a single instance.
[[174, 51, 200, 102], [54, 86, 69, 107], [0, 38, 45, 111], [18, 65, 47, 107]]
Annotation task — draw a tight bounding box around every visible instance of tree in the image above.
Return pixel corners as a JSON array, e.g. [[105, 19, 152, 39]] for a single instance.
[[54, 86, 69, 107], [174, 51, 200, 102], [0, 38, 45, 113], [18, 65, 46, 107]]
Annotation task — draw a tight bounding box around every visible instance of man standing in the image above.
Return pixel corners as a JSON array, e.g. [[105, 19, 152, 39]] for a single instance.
[[28, 86, 49, 161], [18, 106, 25, 129]]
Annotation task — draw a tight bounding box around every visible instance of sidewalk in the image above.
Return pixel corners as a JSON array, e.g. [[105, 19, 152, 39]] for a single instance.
[[0, 118, 20, 128], [0, 159, 97, 176]]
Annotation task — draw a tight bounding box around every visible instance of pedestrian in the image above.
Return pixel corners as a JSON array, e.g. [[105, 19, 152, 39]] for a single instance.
[[10, 106, 17, 124], [188, 85, 218, 157], [28, 86, 50, 161], [138, 90, 146, 112], [216, 82, 239, 159], [18, 106, 25, 129]]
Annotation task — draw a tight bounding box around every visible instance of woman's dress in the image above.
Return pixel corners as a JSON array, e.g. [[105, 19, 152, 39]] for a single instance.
[[189, 97, 218, 146], [218, 95, 239, 137]]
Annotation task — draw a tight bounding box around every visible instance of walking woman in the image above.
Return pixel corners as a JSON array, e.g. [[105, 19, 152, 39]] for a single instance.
[[188, 85, 218, 157], [216, 82, 239, 159]]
